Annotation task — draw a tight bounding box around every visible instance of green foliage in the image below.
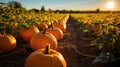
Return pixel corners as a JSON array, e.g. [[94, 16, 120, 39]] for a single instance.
[[40, 6, 45, 12], [7, 1, 23, 8], [92, 27, 120, 63], [112, 34, 120, 57], [73, 13, 120, 64], [0, 3, 67, 37]]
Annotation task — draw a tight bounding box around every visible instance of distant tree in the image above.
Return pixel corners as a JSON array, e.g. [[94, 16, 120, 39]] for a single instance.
[[40, 6, 45, 12], [0, 2, 5, 5], [48, 8, 52, 13], [55, 10, 60, 13], [30, 8, 39, 13], [7, 1, 22, 9], [28, 9, 35, 14], [59, 9, 66, 13], [96, 8, 100, 13]]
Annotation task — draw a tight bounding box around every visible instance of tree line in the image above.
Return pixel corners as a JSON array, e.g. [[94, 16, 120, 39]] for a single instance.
[[0, 1, 120, 14]]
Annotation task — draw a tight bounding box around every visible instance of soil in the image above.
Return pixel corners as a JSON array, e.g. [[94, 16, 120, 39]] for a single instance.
[[57, 16, 104, 67], [0, 15, 115, 67]]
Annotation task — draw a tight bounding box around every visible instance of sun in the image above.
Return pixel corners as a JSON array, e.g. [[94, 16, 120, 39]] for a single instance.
[[106, 1, 115, 10]]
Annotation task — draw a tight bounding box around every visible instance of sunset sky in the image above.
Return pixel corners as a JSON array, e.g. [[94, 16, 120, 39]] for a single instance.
[[1, 0, 120, 10]]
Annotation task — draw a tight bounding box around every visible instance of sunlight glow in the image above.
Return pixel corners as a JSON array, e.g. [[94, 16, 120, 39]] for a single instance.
[[106, 1, 115, 10]]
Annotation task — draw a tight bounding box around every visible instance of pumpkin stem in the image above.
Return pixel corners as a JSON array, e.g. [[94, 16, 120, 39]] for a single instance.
[[42, 28, 48, 34], [44, 44, 50, 54]]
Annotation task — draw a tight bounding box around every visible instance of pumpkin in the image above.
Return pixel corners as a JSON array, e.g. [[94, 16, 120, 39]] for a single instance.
[[0, 34, 16, 52], [53, 22, 66, 33], [58, 19, 64, 23], [45, 21, 52, 26], [57, 19, 67, 30], [25, 45, 67, 67], [38, 22, 48, 31], [0, 34, 2, 37], [93, 23, 101, 32], [19, 26, 39, 42], [30, 30, 58, 50], [64, 15, 69, 23], [47, 27, 63, 41], [58, 18, 68, 25]]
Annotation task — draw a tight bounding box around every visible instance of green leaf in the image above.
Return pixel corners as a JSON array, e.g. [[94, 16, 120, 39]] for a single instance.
[[93, 51, 115, 64], [19, 22, 29, 28]]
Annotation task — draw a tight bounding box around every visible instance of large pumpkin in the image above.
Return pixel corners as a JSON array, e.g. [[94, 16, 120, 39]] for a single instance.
[[19, 26, 39, 42], [47, 28, 63, 41], [0, 34, 16, 52], [30, 31, 58, 50], [25, 45, 67, 67]]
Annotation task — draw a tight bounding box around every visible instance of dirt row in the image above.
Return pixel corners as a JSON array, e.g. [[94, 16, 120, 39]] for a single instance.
[[57, 16, 104, 67]]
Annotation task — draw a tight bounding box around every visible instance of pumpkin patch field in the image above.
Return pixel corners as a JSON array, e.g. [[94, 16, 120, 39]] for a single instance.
[[1, 1, 120, 67]]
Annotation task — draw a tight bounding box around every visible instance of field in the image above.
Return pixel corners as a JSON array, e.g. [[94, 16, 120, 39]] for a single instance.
[[0, 2, 120, 67]]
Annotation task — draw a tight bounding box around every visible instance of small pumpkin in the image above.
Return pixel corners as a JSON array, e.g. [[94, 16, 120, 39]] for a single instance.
[[38, 22, 48, 31], [53, 22, 66, 33], [45, 21, 52, 26], [46, 24, 63, 41], [0, 34, 16, 52], [30, 30, 58, 50], [25, 44, 67, 67], [93, 23, 101, 32], [19, 26, 39, 42], [64, 15, 69, 23], [47, 28, 63, 41], [58, 18, 67, 25]]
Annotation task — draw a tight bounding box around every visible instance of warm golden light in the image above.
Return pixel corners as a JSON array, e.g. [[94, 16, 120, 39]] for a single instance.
[[106, 1, 115, 10]]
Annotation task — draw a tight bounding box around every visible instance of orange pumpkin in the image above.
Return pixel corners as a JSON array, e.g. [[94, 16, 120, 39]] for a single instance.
[[0, 34, 2, 37], [64, 15, 69, 23], [53, 22, 66, 33], [58, 19, 64, 23], [92, 23, 101, 37], [38, 22, 48, 31], [25, 45, 67, 67], [0, 34, 16, 52], [59, 18, 67, 24], [45, 21, 52, 26], [19, 26, 39, 42], [30, 31, 58, 50], [47, 28, 63, 41], [57, 19, 67, 28], [93, 23, 101, 32]]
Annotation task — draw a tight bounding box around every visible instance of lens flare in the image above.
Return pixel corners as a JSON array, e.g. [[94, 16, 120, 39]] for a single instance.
[[106, 1, 115, 10]]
